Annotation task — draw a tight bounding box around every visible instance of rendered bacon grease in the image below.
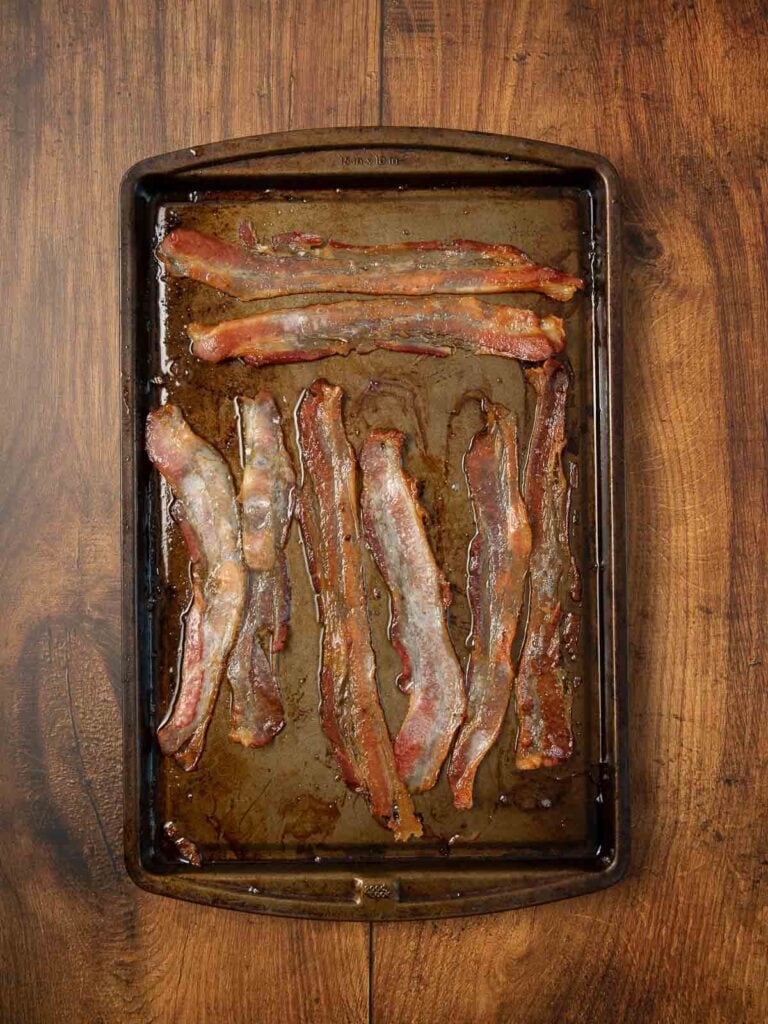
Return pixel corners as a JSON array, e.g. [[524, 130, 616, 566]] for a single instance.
[[448, 403, 532, 809], [188, 296, 566, 368], [159, 227, 584, 301], [515, 359, 575, 769], [296, 380, 421, 841], [360, 430, 466, 793], [146, 405, 246, 770], [226, 393, 295, 748]]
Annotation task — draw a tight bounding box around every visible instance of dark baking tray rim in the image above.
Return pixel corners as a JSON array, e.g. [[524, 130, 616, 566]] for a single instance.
[[120, 127, 627, 920]]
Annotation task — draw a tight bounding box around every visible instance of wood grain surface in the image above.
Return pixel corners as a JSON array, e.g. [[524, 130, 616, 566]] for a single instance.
[[1, 2, 765, 1023]]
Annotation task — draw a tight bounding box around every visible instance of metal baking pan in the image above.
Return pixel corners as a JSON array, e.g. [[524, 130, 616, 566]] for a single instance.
[[120, 127, 627, 920]]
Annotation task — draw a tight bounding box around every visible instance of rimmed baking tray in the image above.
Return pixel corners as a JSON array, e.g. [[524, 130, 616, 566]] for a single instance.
[[120, 127, 627, 919]]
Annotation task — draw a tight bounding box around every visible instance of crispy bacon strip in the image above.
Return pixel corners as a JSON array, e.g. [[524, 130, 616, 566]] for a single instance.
[[227, 393, 295, 748], [146, 405, 246, 770], [447, 404, 532, 808], [360, 431, 466, 793], [515, 359, 574, 769], [189, 296, 565, 367], [158, 227, 583, 302], [296, 381, 421, 840]]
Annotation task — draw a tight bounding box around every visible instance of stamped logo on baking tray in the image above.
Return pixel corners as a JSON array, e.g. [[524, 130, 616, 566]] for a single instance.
[[340, 153, 401, 166]]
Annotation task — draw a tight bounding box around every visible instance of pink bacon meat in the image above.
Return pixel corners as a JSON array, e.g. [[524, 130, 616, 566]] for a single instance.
[[189, 296, 565, 368], [146, 405, 246, 770], [515, 359, 574, 769], [360, 430, 466, 793], [296, 380, 421, 841], [226, 393, 296, 748], [158, 226, 584, 302], [447, 403, 532, 809]]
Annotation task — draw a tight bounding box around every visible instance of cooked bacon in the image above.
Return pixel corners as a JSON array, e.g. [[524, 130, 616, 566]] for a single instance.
[[271, 232, 536, 262], [515, 359, 574, 769], [238, 393, 296, 572], [146, 405, 246, 770], [226, 393, 295, 748], [447, 403, 531, 809], [239, 392, 295, 661], [226, 574, 286, 747], [189, 296, 565, 367], [296, 381, 421, 840], [158, 226, 583, 301], [360, 430, 466, 793]]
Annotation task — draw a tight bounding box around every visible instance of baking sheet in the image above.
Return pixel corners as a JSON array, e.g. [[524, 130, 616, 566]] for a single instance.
[[121, 128, 627, 918]]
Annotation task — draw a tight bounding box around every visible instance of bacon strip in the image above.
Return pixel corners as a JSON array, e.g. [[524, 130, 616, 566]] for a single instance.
[[226, 393, 295, 748], [296, 381, 421, 840], [158, 227, 583, 302], [189, 296, 565, 367], [447, 404, 532, 808], [239, 393, 296, 573], [360, 431, 466, 793], [146, 405, 246, 770], [515, 359, 574, 769]]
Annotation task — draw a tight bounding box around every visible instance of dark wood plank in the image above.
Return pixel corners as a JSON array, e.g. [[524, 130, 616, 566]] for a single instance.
[[375, 1, 768, 1022], [0, 2, 380, 1022]]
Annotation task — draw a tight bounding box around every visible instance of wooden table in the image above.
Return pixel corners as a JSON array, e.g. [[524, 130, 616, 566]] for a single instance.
[[2, 2, 765, 1021]]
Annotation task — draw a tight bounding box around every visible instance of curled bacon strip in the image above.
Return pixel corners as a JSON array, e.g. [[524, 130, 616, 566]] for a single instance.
[[447, 403, 532, 809], [146, 405, 246, 770], [158, 227, 583, 302], [515, 359, 574, 769], [296, 381, 421, 841], [360, 431, 466, 793], [226, 393, 295, 748], [189, 296, 565, 367]]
